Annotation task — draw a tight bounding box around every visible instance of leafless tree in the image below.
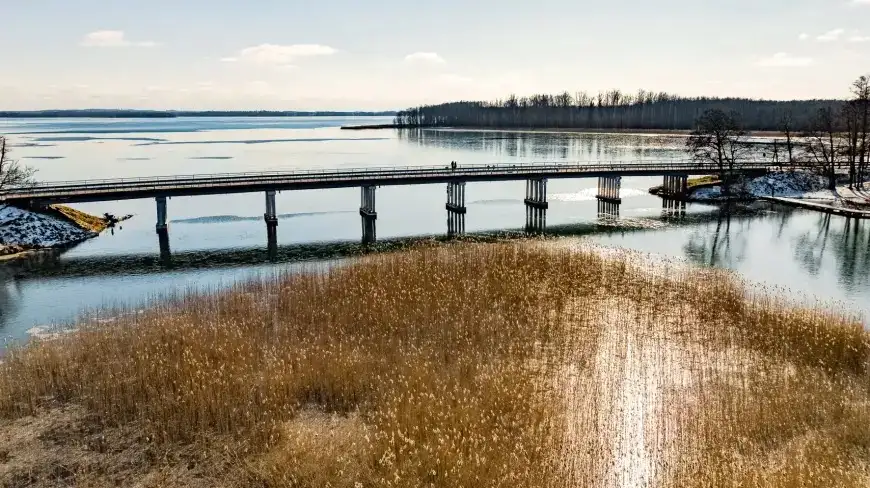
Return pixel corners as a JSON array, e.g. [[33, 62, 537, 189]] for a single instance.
[[851, 75, 869, 188], [686, 109, 751, 196], [780, 110, 796, 167], [0, 136, 36, 191], [802, 108, 841, 190]]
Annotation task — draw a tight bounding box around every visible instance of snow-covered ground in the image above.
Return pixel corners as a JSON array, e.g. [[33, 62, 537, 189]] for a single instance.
[[690, 171, 842, 201], [0, 204, 97, 249]]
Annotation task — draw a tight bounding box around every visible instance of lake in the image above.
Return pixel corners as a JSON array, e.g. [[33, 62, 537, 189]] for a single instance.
[[1, 116, 868, 345]]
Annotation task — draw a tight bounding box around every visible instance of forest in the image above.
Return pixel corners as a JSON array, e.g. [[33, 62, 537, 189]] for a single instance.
[[393, 90, 840, 132]]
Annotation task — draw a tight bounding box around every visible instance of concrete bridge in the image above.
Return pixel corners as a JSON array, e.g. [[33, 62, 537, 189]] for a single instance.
[[0, 160, 773, 255]]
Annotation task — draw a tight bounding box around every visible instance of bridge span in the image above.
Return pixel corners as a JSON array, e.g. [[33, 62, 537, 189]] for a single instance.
[[0, 160, 774, 251]]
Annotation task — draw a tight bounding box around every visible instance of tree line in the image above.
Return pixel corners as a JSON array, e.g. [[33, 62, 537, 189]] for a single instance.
[[394, 90, 839, 132], [687, 76, 870, 190]]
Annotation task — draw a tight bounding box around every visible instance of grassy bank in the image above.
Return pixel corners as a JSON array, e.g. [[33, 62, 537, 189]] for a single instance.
[[47, 205, 109, 233], [1, 243, 868, 487]]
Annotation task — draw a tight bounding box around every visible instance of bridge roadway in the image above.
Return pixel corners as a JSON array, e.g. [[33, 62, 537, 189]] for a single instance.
[[0, 160, 773, 205]]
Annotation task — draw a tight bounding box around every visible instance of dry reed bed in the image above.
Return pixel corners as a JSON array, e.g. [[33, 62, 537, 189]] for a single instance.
[[0, 242, 868, 487]]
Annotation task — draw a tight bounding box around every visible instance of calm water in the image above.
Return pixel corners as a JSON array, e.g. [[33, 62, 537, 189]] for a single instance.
[[1, 117, 868, 344]]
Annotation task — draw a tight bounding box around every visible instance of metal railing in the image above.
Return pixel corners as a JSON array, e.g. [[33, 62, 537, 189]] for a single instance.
[[0, 159, 785, 201]]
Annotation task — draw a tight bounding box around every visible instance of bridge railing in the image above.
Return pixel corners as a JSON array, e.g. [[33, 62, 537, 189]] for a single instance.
[[9, 159, 772, 188], [0, 159, 789, 200]]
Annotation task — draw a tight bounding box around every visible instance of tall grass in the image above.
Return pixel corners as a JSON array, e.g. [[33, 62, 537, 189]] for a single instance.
[[0, 242, 868, 487]]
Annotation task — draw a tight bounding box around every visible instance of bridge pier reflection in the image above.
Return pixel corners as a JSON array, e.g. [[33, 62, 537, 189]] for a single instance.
[[360, 186, 377, 244], [662, 197, 687, 218], [597, 200, 621, 219], [524, 178, 548, 233], [446, 181, 466, 237]]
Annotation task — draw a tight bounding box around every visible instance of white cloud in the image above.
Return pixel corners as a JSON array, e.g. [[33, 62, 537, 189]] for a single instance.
[[756, 52, 814, 67], [816, 28, 845, 42], [222, 44, 337, 65], [80, 30, 159, 47], [404, 52, 446, 64], [853, 0, 870, 4], [849, 35, 870, 42], [798, 33, 809, 40]]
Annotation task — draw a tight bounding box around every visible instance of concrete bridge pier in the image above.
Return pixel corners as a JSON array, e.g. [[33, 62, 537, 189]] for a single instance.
[[446, 181, 467, 237], [264, 190, 278, 259], [155, 196, 168, 234], [524, 178, 548, 233], [154, 196, 172, 264], [360, 185, 377, 244], [596, 176, 623, 204], [663, 175, 689, 198]]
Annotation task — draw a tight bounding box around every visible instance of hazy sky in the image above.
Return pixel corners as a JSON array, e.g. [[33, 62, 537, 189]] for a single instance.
[[2, 0, 869, 110]]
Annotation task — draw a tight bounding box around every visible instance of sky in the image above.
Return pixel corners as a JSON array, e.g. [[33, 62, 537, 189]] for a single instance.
[[2, 0, 870, 111]]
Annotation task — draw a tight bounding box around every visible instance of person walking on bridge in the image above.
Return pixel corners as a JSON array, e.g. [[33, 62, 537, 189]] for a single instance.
[[451, 161, 457, 171]]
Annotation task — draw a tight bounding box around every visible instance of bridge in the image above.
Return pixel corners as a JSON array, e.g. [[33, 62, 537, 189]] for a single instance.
[[0, 160, 773, 251]]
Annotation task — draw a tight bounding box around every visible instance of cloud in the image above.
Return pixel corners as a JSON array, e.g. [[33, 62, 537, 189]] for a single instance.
[[816, 28, 845, 42], [80, 30, 159, 47], [849, 34, 870, 42], [222, 44, 336, 65], [853, 0, 870, 4], [755, 52, 814, 67], [798, 33, 809, 40], [404, 52, 446, 64]]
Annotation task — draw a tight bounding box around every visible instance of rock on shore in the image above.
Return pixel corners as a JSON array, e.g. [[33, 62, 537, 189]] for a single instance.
[[0, 204, 97, 248]]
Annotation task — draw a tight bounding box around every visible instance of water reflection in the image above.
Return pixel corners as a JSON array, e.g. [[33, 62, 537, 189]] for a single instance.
[[397, 128, 685, 161], [794, 215, 870, 288]]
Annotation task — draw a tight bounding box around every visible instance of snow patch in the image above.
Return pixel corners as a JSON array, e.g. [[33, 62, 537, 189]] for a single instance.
[[0, 205, 97, 248], [689, 171, 830, 201]]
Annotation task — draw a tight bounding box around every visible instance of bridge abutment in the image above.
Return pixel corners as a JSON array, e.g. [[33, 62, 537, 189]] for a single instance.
[[360, 185, 377, 244], [446, 181, 467, 237], [524, 178, 548, 233], [264, 190, 278, 259]]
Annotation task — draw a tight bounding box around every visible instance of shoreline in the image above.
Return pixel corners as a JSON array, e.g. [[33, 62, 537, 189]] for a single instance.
[[0, 205, 115, 263], [341, 124, 789, 137]]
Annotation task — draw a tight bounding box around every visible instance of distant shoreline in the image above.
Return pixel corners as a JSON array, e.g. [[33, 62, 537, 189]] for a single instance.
[[341, 124, 788, 137], [0, 110, 397, 119]]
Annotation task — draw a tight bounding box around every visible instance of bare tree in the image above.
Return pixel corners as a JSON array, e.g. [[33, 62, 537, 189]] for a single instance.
[[780, 110, 796, 167], [686, 109, 751, 196], [842, 101, 860, 188], [851, 75, 869, 188], [0, 136, 36, 191], [802, 108, 841, 190]]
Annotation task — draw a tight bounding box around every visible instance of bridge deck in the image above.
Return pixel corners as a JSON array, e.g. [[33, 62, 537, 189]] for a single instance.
[[0, 160, 775, 205]]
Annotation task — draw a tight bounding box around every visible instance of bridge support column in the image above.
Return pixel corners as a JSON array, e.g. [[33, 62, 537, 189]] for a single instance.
[[360, 186, 377, 244], [524, 178, 548, 233], [155, 196, 171, 265], [663, 175, 689, 199], [155, 196, 168, 233], [596, 176, 622, 204], [446, 181, 467, 237], [264, 190, 278, 259]]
